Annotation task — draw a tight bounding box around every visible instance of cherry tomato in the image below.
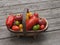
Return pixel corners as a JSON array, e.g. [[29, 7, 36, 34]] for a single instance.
[[34, 12, 39, 17], [26, 16, 29, 20], [38, 18, 46, 25], [12, 25, 19, 31], [40, 25, 45, 30], [19, 24, 23, 29], [33, 25, 40, 31], [15, 14, 23, 21], [26, 20, 29, 24]]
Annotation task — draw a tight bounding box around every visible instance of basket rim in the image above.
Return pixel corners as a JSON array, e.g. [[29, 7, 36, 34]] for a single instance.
[[7, 17, 48, 33]]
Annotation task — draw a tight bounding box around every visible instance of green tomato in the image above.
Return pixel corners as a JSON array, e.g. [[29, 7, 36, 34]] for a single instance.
[[36, 24, 40, 29], [15, 21, 20, 25], [33, 24, 40, 31], [33, 25, 37, 30]]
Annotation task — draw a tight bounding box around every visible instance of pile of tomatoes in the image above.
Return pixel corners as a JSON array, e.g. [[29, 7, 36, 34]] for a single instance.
[[6, 14, 23, 32], [26, 9, 46, 31], [6, 9, 47, 32]]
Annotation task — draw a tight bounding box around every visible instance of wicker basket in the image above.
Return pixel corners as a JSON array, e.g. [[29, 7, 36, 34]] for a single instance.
[[7, 17, 48, 37]]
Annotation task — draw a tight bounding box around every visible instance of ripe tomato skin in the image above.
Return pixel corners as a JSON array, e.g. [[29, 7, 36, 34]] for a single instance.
[[40, 25, 45, 30], [12, 25, 19, 31], [26, 20, 29, 24], [26, 16, 39, 30], [15, 14, 23, 21], [6, 15, 15, 28], [38, 18, 46, 25], [34, 12, 39, 17], [19, 24, 23, 29]]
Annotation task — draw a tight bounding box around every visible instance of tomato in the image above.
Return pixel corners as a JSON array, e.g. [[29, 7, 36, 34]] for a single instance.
[[26, 16, 29, 20], [20, 29, 23, 32], [19, 24, 23, 29], [26, 20, 29, 31], [33, 25, 40, 31], [14, 21, 20, 26], [36, 24, 40, 30], [40, 25, 45, 30], [26, 20, 29, 24], [26, 16, 39, 30], [15, 14, 23, 21], [6, 15, 15, 28], [34, 12, 39, 17], [26, 12, 32, 17], [38, 18, 46, 25], [26, 9, 32, 17], [12, 25, 19, 31]]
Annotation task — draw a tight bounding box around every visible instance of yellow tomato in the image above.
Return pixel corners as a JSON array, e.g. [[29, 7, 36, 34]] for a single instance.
[[29, 12, 32, 15], [26, 16, 29, 20], [26, 13, 29, 16], [20, 29, 23, 32], [19, 24, 23, 29], [26, 12, 32, 17]]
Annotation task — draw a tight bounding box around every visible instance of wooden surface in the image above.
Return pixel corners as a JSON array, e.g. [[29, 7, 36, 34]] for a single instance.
[[0, 0, 60, 45]]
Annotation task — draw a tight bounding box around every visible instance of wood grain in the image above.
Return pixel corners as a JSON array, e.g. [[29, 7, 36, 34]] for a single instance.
[[0, 0, 60, 15], [0, 31, 60, 45]]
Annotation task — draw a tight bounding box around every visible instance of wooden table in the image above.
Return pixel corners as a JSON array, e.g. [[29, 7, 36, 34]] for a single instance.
[[0, 0, 60, 45]]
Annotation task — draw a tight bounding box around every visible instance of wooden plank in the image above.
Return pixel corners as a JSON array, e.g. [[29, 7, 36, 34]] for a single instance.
[[0, 0, 60, 7], [0, 31, 60, 45], [0, 0, 40, 7], [0, 26, 15, 38], [0, 1, 50, 14], [53, 1, 60, 8], [0, 1, 60, 14], [0, 0, 57, 7], [0, 7, 60, 20]]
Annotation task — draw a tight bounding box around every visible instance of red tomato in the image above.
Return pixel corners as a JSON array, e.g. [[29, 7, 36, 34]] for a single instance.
[[12, 25, 19, 31], [40, 25, 45, 30], [26, 20, 29, 24], [26, 20, 29, 31], [6, 15, 15, 28], [15, 14, 23, 21], [38, 18, 46, 25], [34, 12, 39, 17]]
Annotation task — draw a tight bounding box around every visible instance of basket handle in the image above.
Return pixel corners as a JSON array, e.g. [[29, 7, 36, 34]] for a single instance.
[[22, 8, 27, 35]]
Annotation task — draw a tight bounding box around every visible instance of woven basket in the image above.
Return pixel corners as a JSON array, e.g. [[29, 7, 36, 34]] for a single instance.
[[7, 17, 48, 36]]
